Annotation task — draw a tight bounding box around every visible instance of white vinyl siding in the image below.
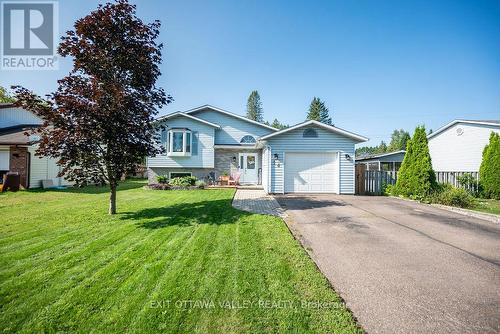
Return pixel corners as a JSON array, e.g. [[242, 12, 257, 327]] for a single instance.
[[28, 146, 73, 188], [428, 123, 499, 172], [0, 149, 9, 170], [284, 152, 338, 193], [147, 117, 215, 168], [266, 125, 356, 194]]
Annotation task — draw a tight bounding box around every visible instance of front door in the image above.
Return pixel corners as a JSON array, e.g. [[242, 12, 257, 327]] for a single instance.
[[239, 153, 258, 184]]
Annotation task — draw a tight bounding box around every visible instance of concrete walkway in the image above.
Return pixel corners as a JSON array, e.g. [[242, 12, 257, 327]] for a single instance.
[[232, 189, 285, 217]]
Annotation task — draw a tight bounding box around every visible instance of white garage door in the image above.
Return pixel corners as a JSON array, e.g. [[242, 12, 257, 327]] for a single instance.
[[284, 152, 338, 193]]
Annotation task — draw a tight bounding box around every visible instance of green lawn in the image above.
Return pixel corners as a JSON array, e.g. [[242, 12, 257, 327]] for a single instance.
[[472, 198, 500, 216], [0, 180, 361, 333]]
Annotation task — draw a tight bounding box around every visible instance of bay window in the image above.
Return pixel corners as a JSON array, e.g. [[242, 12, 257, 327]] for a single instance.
[[167, 129, 192, 156]]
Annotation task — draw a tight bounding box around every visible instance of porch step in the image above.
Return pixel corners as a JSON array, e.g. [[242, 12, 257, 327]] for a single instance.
[[237, 185, 263, 190]]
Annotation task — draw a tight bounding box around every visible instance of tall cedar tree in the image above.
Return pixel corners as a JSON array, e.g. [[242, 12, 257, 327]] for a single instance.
[[394, 126, 436, 198], [246, 91, 263, 122], [479, 132, 500, 199], [307, 97, 332, 124], [13, 0, 170, 214]]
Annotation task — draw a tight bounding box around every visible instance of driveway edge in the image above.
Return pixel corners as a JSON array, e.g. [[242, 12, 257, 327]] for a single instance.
[[389, 196, 500, 224], [274, 198, 365, 333]]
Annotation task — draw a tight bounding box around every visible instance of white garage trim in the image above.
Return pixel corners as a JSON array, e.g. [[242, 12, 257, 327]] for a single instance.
[[283, 152, 340, 194]]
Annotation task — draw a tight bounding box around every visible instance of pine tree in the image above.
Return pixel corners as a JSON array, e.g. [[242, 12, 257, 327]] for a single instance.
[[246, 90, 263, 122], [394, 126, 436, 199], [479, 132, 500, 199], [271, 118, 288, 130], [307, 97, 332, 124]]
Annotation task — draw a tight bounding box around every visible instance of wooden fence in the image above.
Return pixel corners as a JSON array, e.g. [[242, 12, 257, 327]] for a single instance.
[[355, 167, 479, 195]]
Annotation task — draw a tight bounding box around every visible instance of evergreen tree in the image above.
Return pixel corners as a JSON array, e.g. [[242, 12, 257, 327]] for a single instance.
[[394, 125, 436, 198], [246, 90, 263, 122], [376, 141, 388, 153], [388, 129, 411, 152], [307, 97, 332, 124], [479, 132, 500, 199], [271, 118, 289, 130]]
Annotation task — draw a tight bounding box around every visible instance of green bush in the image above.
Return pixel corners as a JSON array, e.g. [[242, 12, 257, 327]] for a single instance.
[[384, 183, 395, 196], [479, 132, 500, 199], [156, 175, 168, 184], [394, 125, 436, 199], [195, 180, 206, 189], [431, 186, 476, 208], [169, 176, 197, 187]]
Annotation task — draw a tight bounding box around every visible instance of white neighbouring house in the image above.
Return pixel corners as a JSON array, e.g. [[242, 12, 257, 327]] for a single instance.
[[427, 119, 500, 172], [0, 103, 72, 188]]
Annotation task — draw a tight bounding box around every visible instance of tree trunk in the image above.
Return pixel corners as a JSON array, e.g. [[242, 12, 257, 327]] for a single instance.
[[109, 183, 117, 215]]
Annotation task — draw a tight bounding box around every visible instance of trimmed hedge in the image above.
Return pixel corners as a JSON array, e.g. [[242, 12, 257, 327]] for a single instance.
[[479, 132, 500, 199], [394, 125, 436, 199]]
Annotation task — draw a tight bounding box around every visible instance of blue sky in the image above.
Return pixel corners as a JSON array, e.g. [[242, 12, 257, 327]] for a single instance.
[[1, 0, 499, 146]]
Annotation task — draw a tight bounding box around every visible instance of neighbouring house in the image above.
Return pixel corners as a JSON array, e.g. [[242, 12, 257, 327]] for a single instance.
[[147, 105, 368, 194], [0, 103, 71, 188], [355, 150, 405, 172], [428, 119, 500, 172]]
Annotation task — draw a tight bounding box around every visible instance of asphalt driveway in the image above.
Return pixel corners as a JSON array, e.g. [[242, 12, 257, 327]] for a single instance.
[[275, 194, 500, 334]]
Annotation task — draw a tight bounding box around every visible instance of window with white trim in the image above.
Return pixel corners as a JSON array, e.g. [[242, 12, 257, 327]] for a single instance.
[[167, 129, 192, 156]]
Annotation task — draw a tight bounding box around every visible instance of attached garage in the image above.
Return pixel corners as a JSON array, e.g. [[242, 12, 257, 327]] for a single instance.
[[259, 120, 368, 194], [284, 152, 339, 193]]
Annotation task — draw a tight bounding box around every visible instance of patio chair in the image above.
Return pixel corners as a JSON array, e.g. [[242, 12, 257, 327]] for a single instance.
[[228, 172, 241, 186], [205, 171, 217, 185]]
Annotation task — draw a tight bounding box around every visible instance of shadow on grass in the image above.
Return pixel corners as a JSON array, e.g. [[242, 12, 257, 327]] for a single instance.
[[26, 179, 146, 195], [121, 199, 252, 229]]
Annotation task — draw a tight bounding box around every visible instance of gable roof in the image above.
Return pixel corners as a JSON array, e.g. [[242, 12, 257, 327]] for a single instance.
[[183, 105, 279, 132], [258, 120, 368, 142], [356, 150, 405, 161], [156, 111, 221, 128], [428, 119, 500, 139]]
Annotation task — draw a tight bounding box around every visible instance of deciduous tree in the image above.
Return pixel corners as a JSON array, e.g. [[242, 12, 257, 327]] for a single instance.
[[14, 0, 170, 214], [388, 129, 410, 152], [0, 86, 15, 103]]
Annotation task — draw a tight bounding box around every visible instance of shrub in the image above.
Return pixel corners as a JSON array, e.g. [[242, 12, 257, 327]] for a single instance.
[[156, 175, 168, 184], [479, 132, 500, 199], [148, 183, 170, 190], [429, 185, 475, 208], [195, 180, 206, 189], [169, 176, 197, 187], [456, 173, 480, 194], [394, 125, 436, 199], [384, 184, 395, 196]]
